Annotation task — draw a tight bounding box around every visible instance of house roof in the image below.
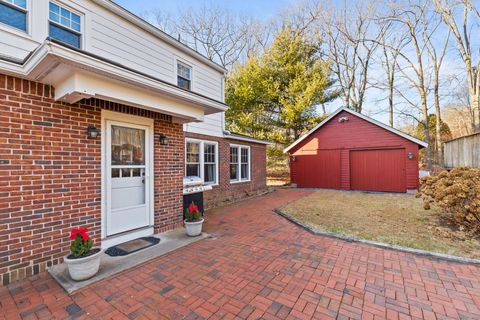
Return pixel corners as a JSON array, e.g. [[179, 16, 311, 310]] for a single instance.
[[223, 131, 273, 145], [284, 107, 429, 153]]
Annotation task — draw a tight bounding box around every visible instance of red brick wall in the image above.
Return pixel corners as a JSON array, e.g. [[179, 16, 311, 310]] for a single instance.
[[185, 132, 267, 208], [0, 74, 184, 285]]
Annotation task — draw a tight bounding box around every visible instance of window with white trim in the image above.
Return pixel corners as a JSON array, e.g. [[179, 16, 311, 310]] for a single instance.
[[230, 145, 250, 182], [185, 139, 218, 185], [186, 141, 200, 177], [49, 2, 82, 48], [0, 0, 27, 32], [177, 61, 191, 90], [203, 143, 216, 184]]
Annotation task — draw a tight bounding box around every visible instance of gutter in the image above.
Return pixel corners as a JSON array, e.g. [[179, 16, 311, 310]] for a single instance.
[[223, 130, 273, 145]]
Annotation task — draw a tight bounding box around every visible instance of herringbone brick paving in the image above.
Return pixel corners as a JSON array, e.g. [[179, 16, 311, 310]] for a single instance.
[[1, 189, 480, 319]]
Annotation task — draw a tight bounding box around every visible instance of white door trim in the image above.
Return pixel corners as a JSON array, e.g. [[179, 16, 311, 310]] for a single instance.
[[100, 110, 155, 248]]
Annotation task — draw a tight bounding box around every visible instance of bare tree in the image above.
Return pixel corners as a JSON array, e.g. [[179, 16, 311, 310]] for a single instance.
[[177, 6, 255, 68], [434, 0, 480, 131], [374, 23, 409, 127], [379, 0, 442, 169], [322, 1, 386, 113], [425, 22, 450, 165], [443, 80, 476, 136], [144, 4, 268, 69], [140, 9, 175, 35]]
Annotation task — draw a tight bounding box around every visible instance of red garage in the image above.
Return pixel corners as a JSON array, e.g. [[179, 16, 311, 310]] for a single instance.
[[284, 107, 428, 193]]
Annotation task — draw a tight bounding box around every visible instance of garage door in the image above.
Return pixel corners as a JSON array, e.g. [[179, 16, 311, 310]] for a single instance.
[[350, 149, 406, 193], [295, 150, 341, 189]]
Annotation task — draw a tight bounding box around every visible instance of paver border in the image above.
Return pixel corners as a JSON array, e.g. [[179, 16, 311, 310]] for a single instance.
[[274, 208, 480, 265]]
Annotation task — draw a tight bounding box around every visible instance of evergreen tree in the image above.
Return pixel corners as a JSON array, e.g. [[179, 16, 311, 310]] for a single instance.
[[226, 25, 337, 145]]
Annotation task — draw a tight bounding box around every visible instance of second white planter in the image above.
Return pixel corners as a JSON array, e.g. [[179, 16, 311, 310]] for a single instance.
[[64, 249, 102, 281], [184, 219, 204, 237]]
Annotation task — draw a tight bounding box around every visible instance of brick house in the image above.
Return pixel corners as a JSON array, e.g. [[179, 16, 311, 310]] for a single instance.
[[0, 0, 268, 285]]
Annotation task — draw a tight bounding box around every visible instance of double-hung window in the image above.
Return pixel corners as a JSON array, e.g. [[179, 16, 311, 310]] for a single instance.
[[230, 145, 250, 182], [0, 0, 27, 32], [177, 61, 192, 90], [185, 139, 218, 185], [49, 2, 82, 48], [186, 141, 200, 177], [203, 143, 216, 184]]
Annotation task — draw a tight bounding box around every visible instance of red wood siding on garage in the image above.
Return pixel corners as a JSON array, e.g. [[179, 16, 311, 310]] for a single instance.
[[350, 149, 407, 193], [294, 150, 341, 188], [289, 111, 421, 191]]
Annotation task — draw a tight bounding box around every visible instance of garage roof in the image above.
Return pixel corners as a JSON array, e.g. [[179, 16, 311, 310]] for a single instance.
[[284, 107, 429, 153]]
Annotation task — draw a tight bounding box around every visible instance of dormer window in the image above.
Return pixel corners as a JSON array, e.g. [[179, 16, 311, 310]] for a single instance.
[[49, 2, 81, 48], [177, 61, 191, 90], [0, 0, 27, 32]]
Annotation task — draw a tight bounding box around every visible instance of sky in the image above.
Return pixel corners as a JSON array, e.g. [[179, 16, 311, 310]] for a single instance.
[[113, 0, 294, 21], [112, 0, 468, 127]]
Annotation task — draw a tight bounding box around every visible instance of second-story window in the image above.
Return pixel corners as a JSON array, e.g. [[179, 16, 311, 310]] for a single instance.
[[0, 0, 27, 32], [177, 61, 191, 90], [49, 2, 81, 48]]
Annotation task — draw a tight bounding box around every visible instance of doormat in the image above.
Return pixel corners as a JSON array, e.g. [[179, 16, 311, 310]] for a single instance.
[[105, 237, 160, 257]]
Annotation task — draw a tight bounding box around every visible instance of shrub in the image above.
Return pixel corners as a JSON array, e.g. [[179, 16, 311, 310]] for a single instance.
[[185, 202, 203, 222], [69, 227, 93, 257], [419, 167, 480, 234]]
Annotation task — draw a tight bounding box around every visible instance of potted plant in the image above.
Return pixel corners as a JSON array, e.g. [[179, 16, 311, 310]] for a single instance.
[[64, 227, 102, 281], [184, 202, 204, 236]]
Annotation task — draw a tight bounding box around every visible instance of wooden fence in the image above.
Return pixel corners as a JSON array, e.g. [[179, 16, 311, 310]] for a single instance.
[[443, 132, 480, 168]]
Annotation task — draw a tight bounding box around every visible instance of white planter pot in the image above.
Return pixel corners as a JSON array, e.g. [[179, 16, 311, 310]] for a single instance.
[[184, 219, 204, 237], [64, 249, 102, 281]]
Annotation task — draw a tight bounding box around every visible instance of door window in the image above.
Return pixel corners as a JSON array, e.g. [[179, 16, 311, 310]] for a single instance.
[[111, 125, 145, 165]]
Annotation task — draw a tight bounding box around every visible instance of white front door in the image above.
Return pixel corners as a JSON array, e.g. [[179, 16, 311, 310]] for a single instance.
[[105, 120, 152, 236]]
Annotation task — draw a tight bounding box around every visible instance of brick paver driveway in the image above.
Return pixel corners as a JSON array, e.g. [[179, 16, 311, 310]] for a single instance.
[[2, 189, 480, 320]]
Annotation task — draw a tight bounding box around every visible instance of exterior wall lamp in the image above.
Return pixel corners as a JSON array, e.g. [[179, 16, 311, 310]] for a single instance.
[[407, 152, 414, 160], [159, 134, 169, 145], [87, 125, 101, 139]]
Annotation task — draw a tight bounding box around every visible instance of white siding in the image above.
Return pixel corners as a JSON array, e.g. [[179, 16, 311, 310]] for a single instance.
[[0, 0, 225, 102], [0, 30, 36, 59], [184, 112, 225, 137]]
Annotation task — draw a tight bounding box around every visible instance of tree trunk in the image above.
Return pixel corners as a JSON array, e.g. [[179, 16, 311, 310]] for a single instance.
[[434, 74, 443, 167], [388, 75, 394, 127], [420, 89, 432, 170], [467, 81, 477, 131], [473, 94, 480, 132]]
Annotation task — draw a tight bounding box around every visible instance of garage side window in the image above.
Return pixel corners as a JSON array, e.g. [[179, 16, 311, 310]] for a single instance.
[[0, 0, 27, 32], [230, 144, 250, 183], [185, 139, 218, 185]]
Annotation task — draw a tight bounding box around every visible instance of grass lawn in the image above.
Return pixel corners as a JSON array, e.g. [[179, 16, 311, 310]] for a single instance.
[[281, 190, 480, 259]]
